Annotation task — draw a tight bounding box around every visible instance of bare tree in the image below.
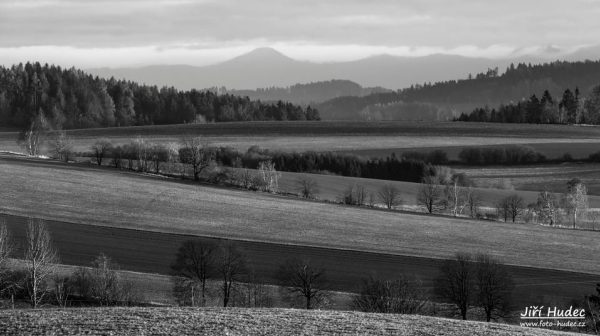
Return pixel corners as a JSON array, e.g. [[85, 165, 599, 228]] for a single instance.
[[276, 257, 329, 309], [258, 160, 281, 193], [23, 218, 58, 308], [351, 274, 428, 314], [535, 187, 557, 226], [51, 275, 72, 307], [495, 198, 511, 222], [563, 179, 588, 228], [91, 139, 113, 166], [0, 220, 13, 295], [434, 252, 474, 320], [149, 143, 169, 174], [354, 184, 367, 206], [417, 174, 444, 213], [464, 187, 481, 218], [296, 176, 318, 199], [17, 113, 49, 156], [218, 241, 248, 307], [170, 240, 217, 307], [239, 168, 254, 189], [473, 253, 515, 322], [238, 271, 274, 308], [47, 129, 74, 162], [179, 136, 214, 181], [73, 254, 140, 306], [506, 194, 525, 222], [445, 178, 464, 217], [377, 184, 402, 209]]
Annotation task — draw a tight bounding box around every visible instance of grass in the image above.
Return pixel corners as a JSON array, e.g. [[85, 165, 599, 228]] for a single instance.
[[1, 121, 599, 154], [0, 307, 581, 335], [456, 163, 600, 196], [2, 154, 600, 277], [276, 170, 600, 207]]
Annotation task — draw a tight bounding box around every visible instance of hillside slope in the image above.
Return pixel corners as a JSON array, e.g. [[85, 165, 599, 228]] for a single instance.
[[0, 307, 579, 336], [1, 154, 600, 275]]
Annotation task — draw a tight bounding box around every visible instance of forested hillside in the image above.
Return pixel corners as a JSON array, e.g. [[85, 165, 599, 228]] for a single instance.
[[398, 60, 600, 104], [317, 60, 600, 120], [0, 62, 320, 130], [213, 80, 392, 105]]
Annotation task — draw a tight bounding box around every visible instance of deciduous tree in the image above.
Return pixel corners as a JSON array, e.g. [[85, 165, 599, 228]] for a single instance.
[[277, 257, 329, 309], [47, 129, 74, 162], [217, 241, 248, 307], [296, 176, 318, 199], [170, 240, 217, 306], [91, 139, 113, 166], [377, 184, 402, 209], [473, 253, 515, 322], [179, 136, 214, 181], [23, 218, 58, 308], [434, 252, 474, 320], [417, 173, 444, 213], [352, 274, 428, 314]]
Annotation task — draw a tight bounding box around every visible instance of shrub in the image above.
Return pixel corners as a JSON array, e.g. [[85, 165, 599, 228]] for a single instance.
[[427, 149, 449, 165]]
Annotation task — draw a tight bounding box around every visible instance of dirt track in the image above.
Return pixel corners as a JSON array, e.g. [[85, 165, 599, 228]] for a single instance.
[[3, 213, 597, 306]]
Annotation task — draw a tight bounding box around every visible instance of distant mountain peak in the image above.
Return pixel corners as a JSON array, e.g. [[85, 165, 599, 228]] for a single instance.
[[226, 47, 295, 64]]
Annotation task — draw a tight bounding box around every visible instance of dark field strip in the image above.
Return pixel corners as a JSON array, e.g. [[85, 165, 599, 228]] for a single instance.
[[2, 213, 597, 305], [2, 121, 600, 140], [340, 142, 600, 161]]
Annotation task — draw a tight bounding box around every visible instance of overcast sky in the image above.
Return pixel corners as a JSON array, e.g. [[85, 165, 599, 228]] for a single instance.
[[1, 0, 599, 68]]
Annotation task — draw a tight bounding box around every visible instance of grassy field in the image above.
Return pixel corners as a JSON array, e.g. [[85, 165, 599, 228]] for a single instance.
[[1, 121, 599, 154], [0, 307, 582, 335], [455, 163, 600, 196], [276, 169, 600, 207], [2, 154, 600, 276], [4, 213, 597, 306]]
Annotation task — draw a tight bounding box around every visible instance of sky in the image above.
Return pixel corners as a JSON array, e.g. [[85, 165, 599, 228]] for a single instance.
[[0, 0, 599, 68]]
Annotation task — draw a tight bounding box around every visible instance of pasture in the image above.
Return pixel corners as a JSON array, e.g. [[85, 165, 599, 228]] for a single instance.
[[3, 213, 597, 306], [456, 163, 600, 196], [0, 307, 578, 336], [1, 121, 599, 154], [1, 154, 600, 277]]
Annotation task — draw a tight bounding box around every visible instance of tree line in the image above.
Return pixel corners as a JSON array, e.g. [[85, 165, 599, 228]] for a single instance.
[[213, 79, 391, 105], [398, 60, 600, 105], [455, 85, 600, 124], [0, 62, 320, 130]]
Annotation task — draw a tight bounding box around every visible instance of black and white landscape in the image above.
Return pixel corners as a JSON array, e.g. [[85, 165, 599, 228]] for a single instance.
[[1, 1, 600, 335]]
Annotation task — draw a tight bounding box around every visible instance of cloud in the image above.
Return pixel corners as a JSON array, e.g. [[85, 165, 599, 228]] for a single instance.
[[1, 0, 599, 67]]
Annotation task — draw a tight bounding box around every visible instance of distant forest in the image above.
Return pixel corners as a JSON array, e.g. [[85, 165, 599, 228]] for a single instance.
[[398, 60, 600, 104], [456, 85, 600, 124], [0, 62, 320, 130], [206, 80, 392, 105], [317, 60, 600, 121]]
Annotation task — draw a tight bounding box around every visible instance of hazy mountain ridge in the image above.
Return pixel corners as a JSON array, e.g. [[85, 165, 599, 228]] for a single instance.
[[87, 47, 561, 91]]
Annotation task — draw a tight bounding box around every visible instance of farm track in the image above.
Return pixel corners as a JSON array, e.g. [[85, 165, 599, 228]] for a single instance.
[[2, 213, 597, 305]]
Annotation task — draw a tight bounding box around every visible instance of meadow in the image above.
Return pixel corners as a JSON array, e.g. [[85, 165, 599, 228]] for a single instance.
[[2, 154, 600, 278], [456, 163, 600, 195], [0, 307, 579, 336], [1, 121, 599, 154], [4, 212, 597, 306]]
